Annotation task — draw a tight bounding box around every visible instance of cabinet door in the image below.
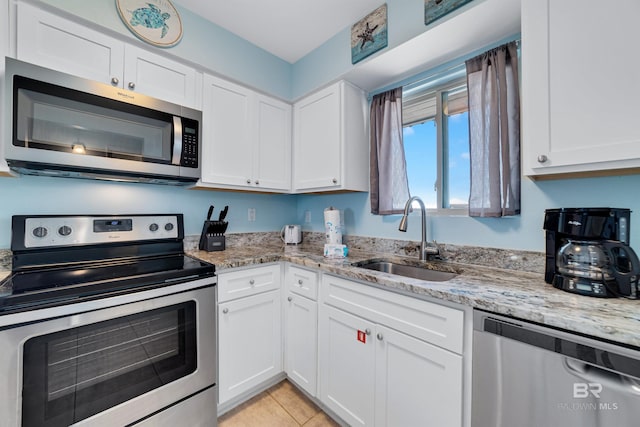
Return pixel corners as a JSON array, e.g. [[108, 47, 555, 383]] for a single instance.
[[123, 45, 200, 108], [254, 94, 291, 191], [218, 290, 282, 404], [319, 305, 374, 427], [285, 293, 317, 396], [293, 83, 342, 191], [375, 325, 463, 427], [16, 3, 124, 86], [201, 74, 254, 187], [522, 0, 640, 176]]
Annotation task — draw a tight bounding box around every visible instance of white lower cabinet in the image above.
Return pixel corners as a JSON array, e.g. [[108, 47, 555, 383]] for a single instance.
[[319, 274, 465, 427], [284, 265, 319, 396], [218, 265, 282, 405], [375, 324, 463, 427]]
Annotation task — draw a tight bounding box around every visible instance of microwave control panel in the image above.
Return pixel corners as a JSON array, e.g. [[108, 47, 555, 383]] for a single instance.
[[180, 118, 199, 168]]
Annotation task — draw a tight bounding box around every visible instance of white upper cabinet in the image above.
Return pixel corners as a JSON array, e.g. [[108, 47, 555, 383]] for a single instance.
[[293, 81, 369, 193], [16, 2, 201, 108], [522, 0, 640, 177], [200, 74, 291, 192]]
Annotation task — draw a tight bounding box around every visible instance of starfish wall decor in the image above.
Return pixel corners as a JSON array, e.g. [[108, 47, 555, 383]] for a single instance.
[[351, 4, 388, 64]]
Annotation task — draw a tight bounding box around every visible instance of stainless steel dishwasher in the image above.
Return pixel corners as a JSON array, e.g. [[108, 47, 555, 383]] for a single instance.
[[472, 310, 640, 427]]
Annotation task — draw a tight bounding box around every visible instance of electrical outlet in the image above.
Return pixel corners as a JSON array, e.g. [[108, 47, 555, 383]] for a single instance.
[[304, 210, 311, 223], [248, 208, 256, 222]]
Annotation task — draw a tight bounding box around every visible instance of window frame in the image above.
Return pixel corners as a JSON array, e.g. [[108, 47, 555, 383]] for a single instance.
[[403, 74, 469, 217]]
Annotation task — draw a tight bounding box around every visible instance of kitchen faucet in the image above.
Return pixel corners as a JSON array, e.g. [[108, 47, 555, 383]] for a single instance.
[[398, 196, 439, 261]]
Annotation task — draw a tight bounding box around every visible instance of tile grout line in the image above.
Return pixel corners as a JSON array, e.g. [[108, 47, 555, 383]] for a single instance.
[[267, 387, 304, 426], [267, 382, 317, 427]]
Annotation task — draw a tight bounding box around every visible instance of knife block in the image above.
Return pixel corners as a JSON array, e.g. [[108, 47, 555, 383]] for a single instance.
[[198, 220, 228, 251]]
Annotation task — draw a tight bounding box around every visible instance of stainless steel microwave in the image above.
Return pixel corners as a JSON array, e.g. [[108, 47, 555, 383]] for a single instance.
[[4, 58, 202, 185]]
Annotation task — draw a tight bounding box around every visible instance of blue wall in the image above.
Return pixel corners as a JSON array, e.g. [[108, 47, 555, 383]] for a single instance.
[[295, 175, 640, 253], [0, 175, 297, 248]]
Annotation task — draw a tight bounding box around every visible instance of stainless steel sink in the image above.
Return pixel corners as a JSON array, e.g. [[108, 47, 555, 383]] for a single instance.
[[354, 261, 458, 282]]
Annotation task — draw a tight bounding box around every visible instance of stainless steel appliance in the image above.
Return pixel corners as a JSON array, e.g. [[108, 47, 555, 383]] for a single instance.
[[472, 310, 640, 427], [0, 214, 217, 426], [544, 207, 640, 298], [4, 58, 202, 185]]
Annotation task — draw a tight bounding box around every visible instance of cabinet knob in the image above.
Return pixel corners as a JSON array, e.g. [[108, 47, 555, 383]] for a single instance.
[[537, 154, 548, 163], [222, 308, 229, 314], [111, 77, 119, 85], [332, 178, 338, 184], [297, 279, 303, 285], [287, 296, 292, 302], [249, 279, 255, 285], [246, 179, 251, 184], [128, 82, 135, 90], [255, 180, 259, 185], [377, 333, 384, 341], [365, 328, 371, 336]]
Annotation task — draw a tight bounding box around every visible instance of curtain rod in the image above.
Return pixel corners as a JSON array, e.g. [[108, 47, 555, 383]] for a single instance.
[[368, 35, 521, 100]]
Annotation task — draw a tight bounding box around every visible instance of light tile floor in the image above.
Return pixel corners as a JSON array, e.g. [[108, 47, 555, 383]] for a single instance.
[[218, 380, 340, 427]]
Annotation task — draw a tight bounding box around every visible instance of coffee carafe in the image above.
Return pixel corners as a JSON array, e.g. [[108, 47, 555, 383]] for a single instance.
[[544, 208, 640, 298]]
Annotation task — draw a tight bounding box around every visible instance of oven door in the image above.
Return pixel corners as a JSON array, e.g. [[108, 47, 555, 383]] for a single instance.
[[0, 279, 216, 427]]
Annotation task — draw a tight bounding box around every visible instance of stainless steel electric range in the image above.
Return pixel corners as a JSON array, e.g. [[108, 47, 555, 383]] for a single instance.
[[0, 214, 217, 427]]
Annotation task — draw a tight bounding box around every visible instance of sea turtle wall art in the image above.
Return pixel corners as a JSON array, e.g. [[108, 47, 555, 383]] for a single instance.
[[351, 3, 388, 64], [116, 0, 183, 47]]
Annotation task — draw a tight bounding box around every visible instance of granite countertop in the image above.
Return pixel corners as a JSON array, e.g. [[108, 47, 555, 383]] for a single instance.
[[188, 243, 640, 348]]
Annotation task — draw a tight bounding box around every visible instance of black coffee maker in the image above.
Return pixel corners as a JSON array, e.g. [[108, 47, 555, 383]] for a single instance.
[[543, 207, 640, 298]]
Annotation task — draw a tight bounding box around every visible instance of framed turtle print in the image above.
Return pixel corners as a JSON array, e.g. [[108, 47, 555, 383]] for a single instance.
[[116, 0, 183, 47]]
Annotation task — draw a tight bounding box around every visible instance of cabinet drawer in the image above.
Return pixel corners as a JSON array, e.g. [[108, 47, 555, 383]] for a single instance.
[[218, 264, 281, 302], [286, 265, 319, 300], [321, 275, 464, 354]]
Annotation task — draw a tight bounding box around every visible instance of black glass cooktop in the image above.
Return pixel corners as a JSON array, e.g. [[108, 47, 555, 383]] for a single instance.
[[0, 254, 215, 313]]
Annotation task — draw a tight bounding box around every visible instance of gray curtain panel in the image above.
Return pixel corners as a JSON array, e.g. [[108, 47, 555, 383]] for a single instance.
[[465, 41, 520, 217], [369, 87, 410, 215]]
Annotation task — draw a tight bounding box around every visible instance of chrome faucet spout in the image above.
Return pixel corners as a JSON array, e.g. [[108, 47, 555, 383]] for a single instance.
[[398, 196, 438, 261]]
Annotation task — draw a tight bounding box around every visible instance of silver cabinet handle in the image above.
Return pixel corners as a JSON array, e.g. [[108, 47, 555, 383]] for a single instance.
[[128, 82, 135, 90], [249, 279, 255, 285], [377, 333, 384, 341], [287, 296, 292, 302], [365, 328, 371, 336], [537, 154, 548, 163], [222, 308, 229, 314], [297, 279, 303, 285], [111, 77, 119, 85]]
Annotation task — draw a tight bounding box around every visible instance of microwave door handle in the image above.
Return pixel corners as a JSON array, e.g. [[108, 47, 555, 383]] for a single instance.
[[171, 116, 183, 165]]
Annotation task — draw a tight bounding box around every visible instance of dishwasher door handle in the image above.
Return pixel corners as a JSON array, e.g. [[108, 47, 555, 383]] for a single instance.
[[564, 357, 640, 397]]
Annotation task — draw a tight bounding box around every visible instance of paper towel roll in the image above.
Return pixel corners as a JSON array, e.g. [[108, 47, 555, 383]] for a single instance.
[[324, 207, 342, 244]]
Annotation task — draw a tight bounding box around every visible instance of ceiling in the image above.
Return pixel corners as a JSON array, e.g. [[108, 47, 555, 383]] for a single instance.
[[174, 0, 383, 63]]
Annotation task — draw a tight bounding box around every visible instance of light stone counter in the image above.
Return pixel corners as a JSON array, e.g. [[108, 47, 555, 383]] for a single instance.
[[188, 242, 640, 349]]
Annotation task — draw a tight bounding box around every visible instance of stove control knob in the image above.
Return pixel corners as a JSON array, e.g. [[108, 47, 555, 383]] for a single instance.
[[149, 223, 159, 232], [58, 226, 72, 236], [33, 227, 48, 238], [164, 223, 174, 231]]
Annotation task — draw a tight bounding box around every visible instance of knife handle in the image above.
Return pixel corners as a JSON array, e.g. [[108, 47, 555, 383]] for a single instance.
[[207, 205, 214, 220]]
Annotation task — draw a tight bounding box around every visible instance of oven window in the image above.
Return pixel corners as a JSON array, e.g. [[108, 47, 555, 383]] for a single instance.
[[21, 302, 196, 427]]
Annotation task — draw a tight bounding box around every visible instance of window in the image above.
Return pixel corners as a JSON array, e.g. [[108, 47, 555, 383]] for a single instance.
[[402, 66, 470, 213]]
